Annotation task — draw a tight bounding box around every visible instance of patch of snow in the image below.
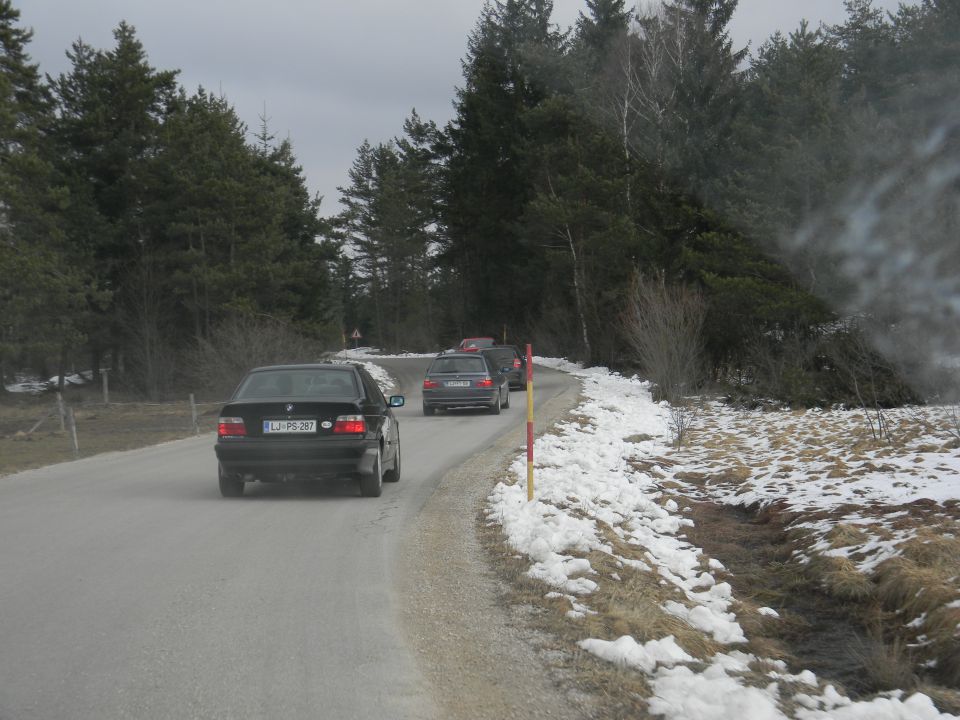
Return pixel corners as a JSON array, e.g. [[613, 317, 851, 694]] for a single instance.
[[579, 635, 693, 674]]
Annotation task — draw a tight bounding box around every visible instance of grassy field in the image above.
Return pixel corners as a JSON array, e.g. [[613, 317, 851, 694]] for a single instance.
[[0, 389, 221, 476]]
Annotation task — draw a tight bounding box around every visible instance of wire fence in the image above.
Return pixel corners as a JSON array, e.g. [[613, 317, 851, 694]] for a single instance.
[[1, 392, 228, 473]]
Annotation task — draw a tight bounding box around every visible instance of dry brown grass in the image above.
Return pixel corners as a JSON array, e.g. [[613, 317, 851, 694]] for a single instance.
[[875, 559, 957, 618], [926, 606, 960, 686], [825, 523, 869, 549], [0, 394, 218, 476], [868, 526, 960, 688], [714, 463, 753, 482], [917, 684, 960, 716], [477, 517, 659, 717], [478, 505, 735, 718], [586, 525, 723, 660], [580, 566, 721, 659], [899, 528, 960, 570], [809, 556, 874, 600], [850, 633, 918, 692]]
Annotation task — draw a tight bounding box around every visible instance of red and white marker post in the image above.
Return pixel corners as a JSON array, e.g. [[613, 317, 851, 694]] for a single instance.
[[526, 343, 534, 501]]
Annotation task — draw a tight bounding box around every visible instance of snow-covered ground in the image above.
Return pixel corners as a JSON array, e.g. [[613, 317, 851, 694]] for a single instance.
[[333, 347, 434, 394], [487, 358, 960, 720], [335, 347, 436, 361], [4, 371, 93, 394]]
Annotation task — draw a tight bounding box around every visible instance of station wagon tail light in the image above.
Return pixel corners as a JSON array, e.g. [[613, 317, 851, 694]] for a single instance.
[[423, 379, 440, 389], [218, 417, 246, 437], [333, 415, 366, 434], [476, 378, 494, 388], [513, 359, 522, 368]]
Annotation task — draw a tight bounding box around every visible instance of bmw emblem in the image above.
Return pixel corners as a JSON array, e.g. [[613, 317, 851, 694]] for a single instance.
[[285, 403, 295, 413]]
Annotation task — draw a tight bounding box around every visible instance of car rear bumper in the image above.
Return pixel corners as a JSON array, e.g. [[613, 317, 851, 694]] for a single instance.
[[506, 371, 524, 388], [423, 390, 498, 409], [215, 437, 378, 479]]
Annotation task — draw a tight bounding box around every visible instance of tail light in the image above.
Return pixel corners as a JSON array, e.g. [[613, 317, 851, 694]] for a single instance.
[[423, 379, 440, 389], [513, 359, 522, 368], [333, 415, 366, 434], [218, 417, 246, 438], [476, 378, 494, 388]]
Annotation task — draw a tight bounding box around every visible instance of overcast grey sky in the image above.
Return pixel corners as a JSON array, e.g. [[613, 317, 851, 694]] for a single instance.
[[18, 0, 902, 216]]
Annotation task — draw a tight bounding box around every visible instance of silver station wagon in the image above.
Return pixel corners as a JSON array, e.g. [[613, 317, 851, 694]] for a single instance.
[[421, 352, 510, 416]]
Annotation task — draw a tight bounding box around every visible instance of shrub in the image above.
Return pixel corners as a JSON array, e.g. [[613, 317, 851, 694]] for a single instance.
[[184, 313, 326, 400], [620, 270, 706, 403]]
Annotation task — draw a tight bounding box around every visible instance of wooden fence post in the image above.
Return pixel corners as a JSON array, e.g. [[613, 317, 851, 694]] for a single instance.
[[66, 407, 79, 458], [56, 392, 66, 431], [190, 393, 199, 435]]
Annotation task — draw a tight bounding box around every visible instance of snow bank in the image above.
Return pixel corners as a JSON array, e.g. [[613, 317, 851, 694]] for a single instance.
[[485, 358, 959, 719]]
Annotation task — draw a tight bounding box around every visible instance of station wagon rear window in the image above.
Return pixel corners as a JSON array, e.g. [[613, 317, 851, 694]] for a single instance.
[[430, 357, 487, 374]]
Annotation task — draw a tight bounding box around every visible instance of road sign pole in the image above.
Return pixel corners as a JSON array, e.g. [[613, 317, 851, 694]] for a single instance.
[[526, 343, 534, 502]]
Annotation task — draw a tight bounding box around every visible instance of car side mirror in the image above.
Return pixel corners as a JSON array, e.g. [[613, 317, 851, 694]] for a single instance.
[[389, 395, 405, 407]]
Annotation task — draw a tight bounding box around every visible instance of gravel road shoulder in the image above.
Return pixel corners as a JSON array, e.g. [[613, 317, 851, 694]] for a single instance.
[[398, 379, 598, 720]]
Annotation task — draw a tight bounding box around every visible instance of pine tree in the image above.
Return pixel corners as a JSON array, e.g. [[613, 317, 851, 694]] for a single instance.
[[336, 113, 441, 352], [146, 89, 332, 360], [574, 0, 632, 67], [0, 0, 92, 391], [723, 23, 849, 298], [626, 0, 746, 196], [522, 92, 639, 363], [51, 22, 179, 391], [442, 0, 565, 338]]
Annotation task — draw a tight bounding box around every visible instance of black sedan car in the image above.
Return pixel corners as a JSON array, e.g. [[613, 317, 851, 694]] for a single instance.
[[480, 345, 526, 390], [214, 363, 404, 498], [421, 352, 509, 415]]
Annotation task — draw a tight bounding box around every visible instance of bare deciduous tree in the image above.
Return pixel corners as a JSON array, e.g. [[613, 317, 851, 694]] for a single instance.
[[599, 2, 686, 185], [186, 313, 324, 400], [828, 320, 900, 442], [621, 269, 706, 404], [668, 397, 700, 448]]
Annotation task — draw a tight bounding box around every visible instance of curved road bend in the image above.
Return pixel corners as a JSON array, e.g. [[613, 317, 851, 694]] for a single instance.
[[0, 359, 577, 720]]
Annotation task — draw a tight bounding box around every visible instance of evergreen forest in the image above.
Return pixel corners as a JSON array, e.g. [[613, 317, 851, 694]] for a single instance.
[[1, 0, 957, 405]]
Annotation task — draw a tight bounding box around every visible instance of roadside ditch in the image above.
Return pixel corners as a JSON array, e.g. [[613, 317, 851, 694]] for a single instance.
[[680, 498, 960, 714]]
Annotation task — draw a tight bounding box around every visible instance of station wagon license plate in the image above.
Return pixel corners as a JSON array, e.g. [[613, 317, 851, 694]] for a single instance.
[[445, 380, 470, 387], [263, 419, 317, 434]]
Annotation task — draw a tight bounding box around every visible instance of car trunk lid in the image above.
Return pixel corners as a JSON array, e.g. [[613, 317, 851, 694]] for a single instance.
[[221, 399, 362, 438]]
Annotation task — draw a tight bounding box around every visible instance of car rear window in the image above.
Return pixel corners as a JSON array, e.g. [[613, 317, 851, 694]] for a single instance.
[[429, 357, 487, 374], [484, 350, 515, 366], [235, 369, 358, 399]]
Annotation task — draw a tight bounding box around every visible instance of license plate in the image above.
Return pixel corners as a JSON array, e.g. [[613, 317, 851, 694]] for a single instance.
[[263, 419, 317, 434], [445, 380, 470, 387]]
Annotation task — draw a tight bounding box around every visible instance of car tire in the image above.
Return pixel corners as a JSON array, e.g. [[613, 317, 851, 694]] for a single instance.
[[502, 387, 510, 409], [218, 464, 245, 498], [489, 393, 501, 415], [360, 449, 383, 497], [423, 403, 435, 416], [384, 443, 401, 483]]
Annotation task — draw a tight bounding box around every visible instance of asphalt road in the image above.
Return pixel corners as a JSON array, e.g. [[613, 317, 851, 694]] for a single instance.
[[0, 358, 577, 720]]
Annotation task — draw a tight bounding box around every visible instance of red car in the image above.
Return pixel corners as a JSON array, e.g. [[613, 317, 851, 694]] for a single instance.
[[457, 337, 495, 352]]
